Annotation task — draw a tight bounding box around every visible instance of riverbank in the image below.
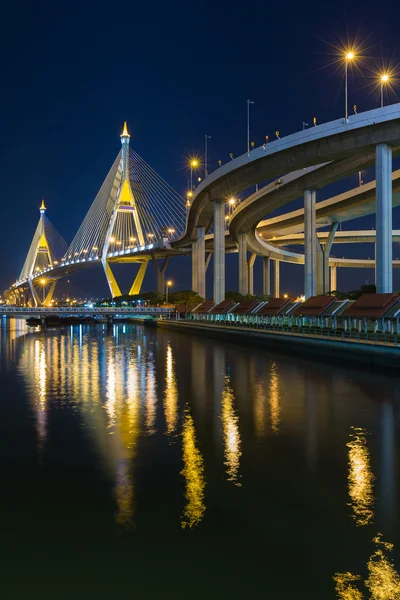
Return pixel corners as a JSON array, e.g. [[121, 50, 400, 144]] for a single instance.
[[156, 320, 400, 371]]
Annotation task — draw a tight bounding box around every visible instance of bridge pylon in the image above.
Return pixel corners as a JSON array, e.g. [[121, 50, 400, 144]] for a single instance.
[[101, 122, 148, 297]]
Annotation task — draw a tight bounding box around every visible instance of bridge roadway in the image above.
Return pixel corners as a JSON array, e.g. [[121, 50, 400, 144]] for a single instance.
[[6, 104, 400, 304], [179, 104, 400, 300]]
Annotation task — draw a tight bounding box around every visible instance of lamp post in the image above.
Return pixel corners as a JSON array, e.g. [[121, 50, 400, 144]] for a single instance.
[[247, 99, 254, 152], [204, 135, 211, 177], [166, 280, 172, 305], [381, 74, 389, 107], [344, 51, 355, 120], [190, 159, 199, 192]]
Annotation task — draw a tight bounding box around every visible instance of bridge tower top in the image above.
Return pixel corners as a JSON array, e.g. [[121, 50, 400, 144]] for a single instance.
[[40, 199, 46, 214], [120, 121, 130, 181]]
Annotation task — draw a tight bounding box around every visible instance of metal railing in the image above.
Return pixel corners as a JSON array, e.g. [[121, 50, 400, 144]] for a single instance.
[[1, 306, 174, 315]]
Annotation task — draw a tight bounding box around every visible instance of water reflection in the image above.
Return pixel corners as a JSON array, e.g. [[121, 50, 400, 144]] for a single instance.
[[34, 338, 47, 454], [145, 351, 157, 434], [334, 534, 400, 599], [164, 344, 178, 436], [347, 427, 374, 527], [269, 361, 281, 433], [221, 375, 241, 486], [181, 408, 206, 528]]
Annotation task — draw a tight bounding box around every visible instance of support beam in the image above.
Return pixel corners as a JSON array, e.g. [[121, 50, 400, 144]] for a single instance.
[[316, 223, 338, 294], [263, 256, 271, 297], [330, 266, 337, 292], [44, 281, 56, 307], [213, 200, 225, 303], [248, 253, 256, 296], [152, 256, 169, 295], [205, 252, 212, 272], [376, 143, 393, 293], [238, 232, 248, 295], [129, 260, 149, 296], [192, 227, 206, 297], [274, 259, 280, 298], [102, 260, 122, 298], [304, 189, 316, 299]]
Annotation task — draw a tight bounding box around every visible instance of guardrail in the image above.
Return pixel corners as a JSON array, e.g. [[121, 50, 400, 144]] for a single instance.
[[1, 306, 175, 315]]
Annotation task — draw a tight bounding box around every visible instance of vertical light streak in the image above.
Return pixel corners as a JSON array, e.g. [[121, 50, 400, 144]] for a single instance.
[[221, 376, 241, 486], [269, 361, 280, 434], [181, 408, 206, 528], [164, 344, 178, 436], [347, 426, 374, 526]]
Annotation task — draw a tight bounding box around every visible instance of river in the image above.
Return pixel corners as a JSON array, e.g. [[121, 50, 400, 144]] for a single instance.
[[1, 317, 399, 598]]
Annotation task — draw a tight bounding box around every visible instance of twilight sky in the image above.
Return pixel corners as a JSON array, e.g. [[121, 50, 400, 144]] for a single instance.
[[1, 0, 400, 298]]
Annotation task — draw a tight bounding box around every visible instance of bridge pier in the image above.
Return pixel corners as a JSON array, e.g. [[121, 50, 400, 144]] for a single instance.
[[213, 200, 225, 303], [263, 256, 271, 297], [192, 227, 206, 298], [316, 223, 338, 294], [238, 233, 248, 295], [248, 253, 256, 296], [274, 259, 280, 298], [153, 256, 169, 296], [106, 315, 113, 329], [330, 265, 337, 291], [376, 143, 393, 293], [304, 189, 317, 299]]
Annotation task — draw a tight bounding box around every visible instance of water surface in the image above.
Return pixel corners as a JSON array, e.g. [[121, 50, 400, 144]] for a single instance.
[[1, 317, 399, 598]]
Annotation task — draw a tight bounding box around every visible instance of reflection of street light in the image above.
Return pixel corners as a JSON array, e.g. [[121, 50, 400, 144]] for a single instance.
[[380, 73, 390, 107], [344, 50, 355, 120], [166, 279, 173, 304]]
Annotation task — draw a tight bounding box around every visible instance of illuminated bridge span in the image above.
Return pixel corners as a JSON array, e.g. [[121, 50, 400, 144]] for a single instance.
[[6, 123, 187, 306], [5, 104, 400, 305]]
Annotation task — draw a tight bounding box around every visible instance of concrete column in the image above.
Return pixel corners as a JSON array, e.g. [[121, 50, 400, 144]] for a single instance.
[[192, 240, 198, 293], [153, 257, 169, 295], [248, 254, 256, 296], [330, 266, 337, 292], [263, 256, 271, 297], [191, 227, 206, 296], [274, 259, 280, 298], [304, 189, 316, 299], [238, 232, 248, 295], [316, 223, 338, 294], [376, 143, 392, 293], [213, 200, 225, 303]]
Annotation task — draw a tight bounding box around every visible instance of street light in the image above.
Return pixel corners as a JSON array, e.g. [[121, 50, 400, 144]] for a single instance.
[[344, 50, 355, 120], [166, 280, 173, 305], [380, 73, 390, 107], [204, 135, 211, 177], [190, 159, 199, 192], [247, 99, 254, 152]]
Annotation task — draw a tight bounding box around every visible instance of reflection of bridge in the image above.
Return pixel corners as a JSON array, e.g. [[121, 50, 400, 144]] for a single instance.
[[5, 105, 400, 304]]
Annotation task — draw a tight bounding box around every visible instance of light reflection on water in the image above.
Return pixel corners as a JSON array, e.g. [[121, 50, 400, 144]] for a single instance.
[[1, 318, 400, 596]]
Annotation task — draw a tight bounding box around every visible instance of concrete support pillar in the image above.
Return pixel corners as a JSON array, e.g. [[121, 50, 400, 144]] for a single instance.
[[192, 240, 198, 293], [238, 232, 248, 295], [316, 223, 338, 294], [248, 254, 256, 296], [304, 189, 316, 299], [376, 143, 393, 293], [153, 256, 169, 295], [274, 259, 280, 298], [330, 266, 337, 292], [213, 200, 225, 303], [263, 256, 271, 297], [196, 227, 206, 298]]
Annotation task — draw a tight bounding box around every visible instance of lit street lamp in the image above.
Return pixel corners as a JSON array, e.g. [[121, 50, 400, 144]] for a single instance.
[[190, 159, 199, 192], [166, 279, 173, 305], [381, 73, 390, 107], [344, 51, 355, 120]]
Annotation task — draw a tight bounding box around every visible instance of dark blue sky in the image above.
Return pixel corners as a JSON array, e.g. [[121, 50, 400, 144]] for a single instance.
[[1, 0, 400, 298]]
